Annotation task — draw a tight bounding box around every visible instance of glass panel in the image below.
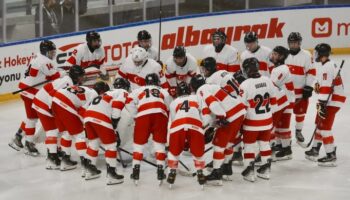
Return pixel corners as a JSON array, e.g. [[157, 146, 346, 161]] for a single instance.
[[213, 0, 245, 12], [328, 0, 350, 4], [146, 0, 176, 21], [4, 0, 36, 42], [249, 0, 284, 9], [113, 0, 143, 26], [0, 0, 3, 43], [307, 0, 325, 5], [179, 0, 209, 16], [79, 0, 109, 31]]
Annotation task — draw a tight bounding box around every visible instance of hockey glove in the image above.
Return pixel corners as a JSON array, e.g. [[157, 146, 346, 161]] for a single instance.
[[115, 131, 121, 147], [316, 101, 327, 119], [233, 70, 246, 84], [112, 118, 120, 130], [302, 86, 314, 99], [215, 118, 229, 127], [204, 127, 215, 144]]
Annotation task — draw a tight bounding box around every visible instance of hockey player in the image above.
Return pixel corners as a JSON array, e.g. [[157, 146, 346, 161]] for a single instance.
[[239, 57, 276, 182], [167, 82, 208, 188], [127, 73, 171, 185], [202, 30, 240, 73], [240, 31, 273, 77], [32, 65, 85, 169], [83, 78, 130, 184], [201, 56, 244, 98], [165, 46, 198, 97], [199, 56, 245, 165], [9, 40, 65, 155], [305, 43, 346, 166], [285, 32, 315, 145], [270, 46, 295, 161], [65, 31, 108, 82], [190, 75, 246, 185], [117, 46, 168, 90], [136, 30, 158, 60], [51, 81, 110, 171]]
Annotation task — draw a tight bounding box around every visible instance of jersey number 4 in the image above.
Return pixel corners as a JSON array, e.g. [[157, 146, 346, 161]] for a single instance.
[[180, 100, 190, 112], [254, 93, 270, 114]]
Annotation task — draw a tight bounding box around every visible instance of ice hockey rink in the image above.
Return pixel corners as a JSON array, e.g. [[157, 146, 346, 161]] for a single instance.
[[0, 55, 349, 200]]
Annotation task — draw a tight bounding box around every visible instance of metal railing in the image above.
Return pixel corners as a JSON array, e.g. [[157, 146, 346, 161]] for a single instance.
[[0, 0, 348, 44]]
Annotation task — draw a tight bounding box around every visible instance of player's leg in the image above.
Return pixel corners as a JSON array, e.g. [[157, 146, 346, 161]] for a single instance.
[[256, 130, 272, 180], [84, 122, 101, 180], [242, 130, 258, 182], [188, 129, 206, 186], [151, 113, 168, 182], [167, 129, 186, 186], [294, 99, 309, 144], [275, 107, 293, 161], [317, 106, 339, 167]]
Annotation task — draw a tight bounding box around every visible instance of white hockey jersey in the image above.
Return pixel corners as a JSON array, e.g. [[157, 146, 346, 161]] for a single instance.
[[169, 94, 210, 134], [32, 76, 74, 117], [315, 60, 346, 108], [165, 53, 198, 87], [240, 45, 272, 77], [285, 49, 315, 99], [270, 64, 295, 106], [202, 44, 240, 73], [52, 86, 98, 118], [84, 89, 129, 130], [65, 43, 105, 68], [19, 53, 65, 99], [205, 70, 240, 97], [126, 85, 171, 118], [117, 58, 168, 90], [196, 84, 246, 123], [239, 76, 276, 131]]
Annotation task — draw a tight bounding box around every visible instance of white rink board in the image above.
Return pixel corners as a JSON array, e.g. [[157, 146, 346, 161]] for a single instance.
[[0, 5, 350, 94]]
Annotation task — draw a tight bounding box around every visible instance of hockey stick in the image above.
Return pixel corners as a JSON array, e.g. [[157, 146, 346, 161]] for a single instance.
[[304, 60, 345, 149], [12, 79, 51, 95], [99, 145, 128, 168], [157, 0, 162, 60], [118, 147, 158, 168], [117, 148, 127, 168]]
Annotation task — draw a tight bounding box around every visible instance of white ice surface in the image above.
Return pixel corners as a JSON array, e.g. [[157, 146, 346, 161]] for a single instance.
[[0, 55, 349, 200]]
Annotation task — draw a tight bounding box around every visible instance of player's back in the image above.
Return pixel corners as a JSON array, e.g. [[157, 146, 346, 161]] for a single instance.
[[53, 86, 97, 111], [129, 85, 170, 118], [169, 94, 203, 133], [239, 76, 275, 131], [206, 70, 240, 97]]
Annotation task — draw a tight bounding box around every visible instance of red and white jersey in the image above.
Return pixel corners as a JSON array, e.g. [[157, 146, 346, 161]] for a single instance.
[[65, 43, 105, 68], [32, 76, 74, 117], [169, 94, 209, 134], [270, 64, 295, 105], [52, 86, 98, 119], [126, 85, 171, 118], [84, 89, 129, 130], [196, 84, 246, 123], [165, 53, 198, 87], [117, 58, 168, 90], [239, 76, 276, 131], [19, 53, 65, 99], [240, 45, 272, 77], [315, 60, 346, 108], [205, 70, 240, 97], [203, 44, 240, 73], [285, 49, 315, 99], [273, 86, 289, 113]]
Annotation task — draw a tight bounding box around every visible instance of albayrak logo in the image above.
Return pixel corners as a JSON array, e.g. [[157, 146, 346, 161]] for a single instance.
[[312, 17, 332, 38], [161, 18, 285, 50]]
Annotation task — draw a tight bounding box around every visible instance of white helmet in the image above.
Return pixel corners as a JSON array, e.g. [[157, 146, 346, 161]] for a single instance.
[[132, 47, 148, 66]]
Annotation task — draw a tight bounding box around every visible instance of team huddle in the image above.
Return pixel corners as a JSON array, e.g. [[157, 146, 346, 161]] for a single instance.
[[8, 29, 346, 188]]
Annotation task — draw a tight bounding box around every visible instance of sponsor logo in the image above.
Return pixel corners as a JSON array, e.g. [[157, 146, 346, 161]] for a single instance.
[[312, 17, 332, 38], [161, 18, 285, 50]]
